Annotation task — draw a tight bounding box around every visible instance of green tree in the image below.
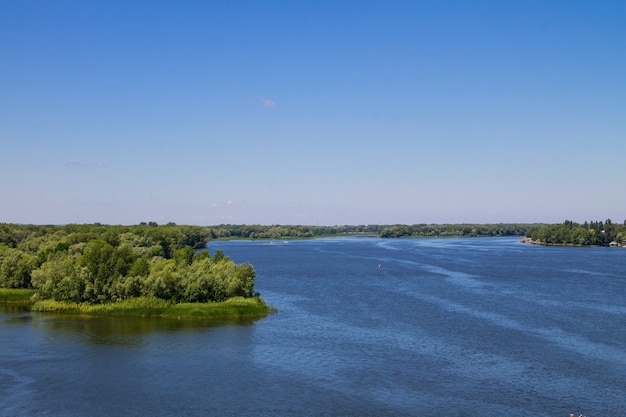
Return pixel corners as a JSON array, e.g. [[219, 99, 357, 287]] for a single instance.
[[143, 259, 180, 301], [0, 245, 36, 288]]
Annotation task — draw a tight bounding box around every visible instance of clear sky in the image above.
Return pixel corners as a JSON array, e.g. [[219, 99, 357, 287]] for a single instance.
[[1, 0, 624, 226]]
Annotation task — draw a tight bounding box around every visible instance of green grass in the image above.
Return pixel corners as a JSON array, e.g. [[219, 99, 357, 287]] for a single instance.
[[0, 288, 37, 302], [163, 297, 276, 320], [31, 296, 275, 320], [32, 296, 171, 316]]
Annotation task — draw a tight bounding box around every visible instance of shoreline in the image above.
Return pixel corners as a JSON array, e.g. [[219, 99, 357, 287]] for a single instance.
[[520, 236, 587, 247], [0, 290, 275, 320], [520, 236, 625, 248]]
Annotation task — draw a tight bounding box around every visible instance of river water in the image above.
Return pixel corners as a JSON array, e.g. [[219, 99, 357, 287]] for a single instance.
[[1, 237, 625, 416]]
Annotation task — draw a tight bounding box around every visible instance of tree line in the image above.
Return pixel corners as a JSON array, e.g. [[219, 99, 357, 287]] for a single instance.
[[3, 219, 620, 303], [0, 223, 255, 303], [208, 224, 382, 239], [209, 223, 536, 239], [526, 219, 626, 246], [378, 223, 531, 238], [1, 221, 538, 303]]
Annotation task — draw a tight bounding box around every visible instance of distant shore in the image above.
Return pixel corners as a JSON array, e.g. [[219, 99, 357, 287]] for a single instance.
[[520, 237, 544, 245], [520, 236, 588, 247], [520, 236, 624, 248]]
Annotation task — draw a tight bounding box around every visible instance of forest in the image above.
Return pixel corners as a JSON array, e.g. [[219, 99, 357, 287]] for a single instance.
[[208, 224, 382, 239], [2, 222, 535, 304], [525, 219, 626, 246], [377, 223, 531, 238], [3, 220, 622, 305], [0, 223, 255, 304], [209, 223, 533, 239]]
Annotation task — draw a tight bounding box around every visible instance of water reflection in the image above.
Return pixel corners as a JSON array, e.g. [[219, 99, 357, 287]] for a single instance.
[[0, 302, 32, 315], [1, 302, 260, 348]]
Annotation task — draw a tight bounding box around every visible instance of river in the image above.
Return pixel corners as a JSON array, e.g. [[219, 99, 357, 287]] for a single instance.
[[1, 237, 625, 416]]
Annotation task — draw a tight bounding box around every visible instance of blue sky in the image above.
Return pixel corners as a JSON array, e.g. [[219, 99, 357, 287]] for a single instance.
[[1, 0, 624, 226]]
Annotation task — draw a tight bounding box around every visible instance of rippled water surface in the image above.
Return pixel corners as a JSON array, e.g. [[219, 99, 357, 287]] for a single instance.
[[1, 237, 625, 416]]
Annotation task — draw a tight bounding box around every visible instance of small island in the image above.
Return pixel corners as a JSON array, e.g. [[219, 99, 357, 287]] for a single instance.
[[0, 223, 273, 319]]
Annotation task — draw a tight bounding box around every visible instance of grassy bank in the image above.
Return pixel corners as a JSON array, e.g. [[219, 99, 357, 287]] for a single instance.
[[163, 297, 275, 319], [0, 288, 37, 302], [30, 296, 275, 320]]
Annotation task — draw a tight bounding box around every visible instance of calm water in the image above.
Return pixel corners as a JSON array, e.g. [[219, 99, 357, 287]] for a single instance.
[[1, 237, 625, 416]]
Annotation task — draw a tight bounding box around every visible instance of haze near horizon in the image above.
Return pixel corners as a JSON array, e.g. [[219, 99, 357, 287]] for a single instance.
[[1, 1, 624, 226]]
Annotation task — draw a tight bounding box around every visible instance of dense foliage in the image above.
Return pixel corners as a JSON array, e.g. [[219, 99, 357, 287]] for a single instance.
[[209, 223, 535, 239], [526, 219, 626, 246], [0, 223, 255, 303], [5, 219, 617, 304], [208, 224, 382, 239], [379, 223, 530, 238]]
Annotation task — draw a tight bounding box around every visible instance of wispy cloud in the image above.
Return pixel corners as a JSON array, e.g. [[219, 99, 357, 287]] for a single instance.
[[66, 162, 88, 168], [246, 96, 276, 108], [66, 161, 108, 168], [258, 97, 275, 108], [209, 200, 239, 208]]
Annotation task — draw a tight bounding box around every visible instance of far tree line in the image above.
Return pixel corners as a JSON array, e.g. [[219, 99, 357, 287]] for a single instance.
[[208, 223, 535, 239], [525, 219, 626, 246]]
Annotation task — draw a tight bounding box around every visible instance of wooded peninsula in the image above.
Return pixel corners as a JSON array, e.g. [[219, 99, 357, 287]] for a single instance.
[[0, 223, 270, 319], [1, 220, 624, 318]]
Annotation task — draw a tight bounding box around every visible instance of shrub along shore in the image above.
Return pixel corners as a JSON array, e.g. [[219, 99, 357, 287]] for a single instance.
[[0, 289, 274, 320]]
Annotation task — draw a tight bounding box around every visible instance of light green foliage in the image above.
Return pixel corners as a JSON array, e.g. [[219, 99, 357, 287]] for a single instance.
[[180, 257, 214, 303], [232, 263, 256, 297], [30, 296, 272, 320], [0, 288, 37, 302], [0, 223, 256, 305], [173, 246, 194, 266], [0, 245, 36, 288], [164, 297, 273, 319], [31, 251, 84, 300], [143, 259, 180, 300]]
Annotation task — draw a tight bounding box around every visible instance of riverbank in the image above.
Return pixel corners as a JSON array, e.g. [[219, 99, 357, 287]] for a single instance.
[[0, 288, 37, 302], [519, 237, 557, 245], [520, 237, 586, 247], [0, 289, 275, 320], [520, 236, 625, 247]]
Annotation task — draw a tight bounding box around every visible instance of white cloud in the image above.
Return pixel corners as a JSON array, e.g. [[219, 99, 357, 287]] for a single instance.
[[66, 161, 88, 168], [259, 97, 275, 108]]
